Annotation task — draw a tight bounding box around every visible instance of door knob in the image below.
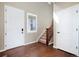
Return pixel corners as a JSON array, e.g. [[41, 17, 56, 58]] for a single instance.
[[57, 32, 60, 34], [22, 28, 23, 31], [21, 28, 23, 34]]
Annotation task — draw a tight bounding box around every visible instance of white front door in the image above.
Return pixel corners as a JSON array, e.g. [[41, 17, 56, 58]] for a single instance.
[[4, 5, 25, 50]]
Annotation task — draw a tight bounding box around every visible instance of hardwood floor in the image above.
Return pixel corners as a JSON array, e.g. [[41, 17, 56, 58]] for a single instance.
[[0, 42, 77, 57]]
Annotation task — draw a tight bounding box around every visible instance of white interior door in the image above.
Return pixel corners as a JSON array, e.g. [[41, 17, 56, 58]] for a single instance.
[[4, 5, 25, 50], [55, 6, 78, 55]]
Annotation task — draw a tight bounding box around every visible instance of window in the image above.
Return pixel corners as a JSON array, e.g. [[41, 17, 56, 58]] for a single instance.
[[27, 13, 37, 33]]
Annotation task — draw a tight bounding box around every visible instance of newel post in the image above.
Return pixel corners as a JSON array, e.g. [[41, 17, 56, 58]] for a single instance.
[[46, 28, 48, 46]]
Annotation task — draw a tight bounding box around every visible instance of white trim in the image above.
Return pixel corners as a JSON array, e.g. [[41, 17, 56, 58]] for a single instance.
[[2, 44, 25, 52], [24, 40, 37, 46], [27, 12, 37, 33], [0, 41, 37, 52], [0, 49, 6, 52], [48, 42, 53, 45], [53, 45, 58, 49]]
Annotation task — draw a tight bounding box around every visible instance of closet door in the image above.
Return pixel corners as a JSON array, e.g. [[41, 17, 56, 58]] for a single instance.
[[55, 6, 78, 55]]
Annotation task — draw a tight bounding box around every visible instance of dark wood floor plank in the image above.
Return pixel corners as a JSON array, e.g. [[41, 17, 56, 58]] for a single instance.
[[0, 42, 77, 57]]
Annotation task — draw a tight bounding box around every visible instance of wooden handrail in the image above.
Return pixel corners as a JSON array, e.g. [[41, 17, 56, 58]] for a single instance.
[[46, 24, 53, 46], [46, 28, 48, 46]]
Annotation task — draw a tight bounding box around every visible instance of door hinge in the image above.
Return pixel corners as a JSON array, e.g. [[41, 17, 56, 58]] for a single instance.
[[76, 46, 78, 49]]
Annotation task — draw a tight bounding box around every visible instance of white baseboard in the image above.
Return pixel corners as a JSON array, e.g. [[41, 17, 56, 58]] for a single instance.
[[48, 42, 53, 45], [0, 41, 37, 52], [24, 40, 38, 46], [0, 49, 6, 52], [53, 46, 79, 56], [53, 45, 58, 49], [0, 44, 25, 52]]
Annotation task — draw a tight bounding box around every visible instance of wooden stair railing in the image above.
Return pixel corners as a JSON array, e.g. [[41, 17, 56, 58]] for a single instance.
[[38, 23, 53, 46], [46, 24, 53, 46]]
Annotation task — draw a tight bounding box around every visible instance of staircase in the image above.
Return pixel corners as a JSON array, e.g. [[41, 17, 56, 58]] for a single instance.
[[38, 23, 53, 46]]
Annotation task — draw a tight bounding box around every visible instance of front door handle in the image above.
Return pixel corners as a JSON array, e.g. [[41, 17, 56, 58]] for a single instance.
[[21, 28, 23, 34], [57, 32, 60, 34], [22, 28, 23, 31]]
